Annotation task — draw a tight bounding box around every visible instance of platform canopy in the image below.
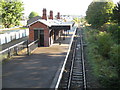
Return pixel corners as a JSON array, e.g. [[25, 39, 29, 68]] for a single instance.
[[51, 25, 70, 30], [27, 19, 74, 30]]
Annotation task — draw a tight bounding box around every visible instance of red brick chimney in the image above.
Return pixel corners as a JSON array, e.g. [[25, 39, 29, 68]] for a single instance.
[[57, 12, 60, 19], [42, 8, 47, 20], [49, 10, 53, 20]]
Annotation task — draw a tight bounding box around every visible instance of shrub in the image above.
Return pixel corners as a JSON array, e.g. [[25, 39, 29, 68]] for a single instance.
[[84, 26, 120, 88], [109, 44, 120, 73], [107, 24, 120, 44], [96, 32, 114, 58], [99, 65, 119, 88]]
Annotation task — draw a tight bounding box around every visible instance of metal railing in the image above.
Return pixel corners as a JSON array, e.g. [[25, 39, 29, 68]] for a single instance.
[[0, 39, 39, 61], [0, 41, 27, 61], [27, 39, 39, 55]]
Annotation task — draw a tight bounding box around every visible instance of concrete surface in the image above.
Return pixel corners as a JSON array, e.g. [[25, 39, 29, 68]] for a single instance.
[[2, 29, 75, 88]]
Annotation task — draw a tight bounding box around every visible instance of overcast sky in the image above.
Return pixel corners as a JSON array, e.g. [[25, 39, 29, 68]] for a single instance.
[[22, 0, 119, 17]]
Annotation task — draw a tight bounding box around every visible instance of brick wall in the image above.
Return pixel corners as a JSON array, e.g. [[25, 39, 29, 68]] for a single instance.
[[29, 21, 49, 47]]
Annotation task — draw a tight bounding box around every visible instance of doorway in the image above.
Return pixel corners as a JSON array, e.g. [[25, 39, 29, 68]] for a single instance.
[[34, 29, 44, 47]]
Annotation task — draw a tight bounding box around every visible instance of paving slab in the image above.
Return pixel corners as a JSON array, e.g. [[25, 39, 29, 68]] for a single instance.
[[2, 29, 75, 88]]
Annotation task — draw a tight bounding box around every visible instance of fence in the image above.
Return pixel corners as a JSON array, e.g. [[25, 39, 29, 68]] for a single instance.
[[0, 39, 39, 61], [0, 29, 29, 45], [27, 39, 39, 55]]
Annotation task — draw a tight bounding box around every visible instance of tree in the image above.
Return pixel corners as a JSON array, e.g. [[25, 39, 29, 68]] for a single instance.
[[113, 1, 120, 25], [1, 0, 24, 28], [0, 1, 2, 25], [28, 11, 39, 19], [86, 1, 115, 28], [72, 18, 81, 27]]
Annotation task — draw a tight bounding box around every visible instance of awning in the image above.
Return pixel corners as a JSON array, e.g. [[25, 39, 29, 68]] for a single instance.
[[51, 25, 70, 30]]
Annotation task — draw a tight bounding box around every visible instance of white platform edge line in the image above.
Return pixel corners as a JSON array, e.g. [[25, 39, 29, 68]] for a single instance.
[[55, 27, 77, 89]]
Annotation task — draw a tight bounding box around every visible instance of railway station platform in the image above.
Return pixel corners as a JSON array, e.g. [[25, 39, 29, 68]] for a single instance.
[[2, 28, 76, 88]]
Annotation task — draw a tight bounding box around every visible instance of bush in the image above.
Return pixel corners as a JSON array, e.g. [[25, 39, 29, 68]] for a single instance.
[[96, 32, 114, 58], [106, 24, 120, 44], [84, 26, 120, 88], [109, 44, 120, 73], [99, 65, 119, 88]]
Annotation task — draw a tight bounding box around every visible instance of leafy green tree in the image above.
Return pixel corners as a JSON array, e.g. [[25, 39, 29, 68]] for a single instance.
[[106, 24, 120, 44], [86, 1, 115, 28], [28, 11, 39, 19], [0, 1, 2, 25], [113, 2, 120, 25], [1, 0, 24, 28]]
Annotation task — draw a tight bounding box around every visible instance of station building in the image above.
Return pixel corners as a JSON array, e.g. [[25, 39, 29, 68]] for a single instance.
[[27, 8, 74, 47]]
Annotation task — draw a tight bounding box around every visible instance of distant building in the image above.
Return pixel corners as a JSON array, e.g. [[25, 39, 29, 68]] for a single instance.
[[61, 15, 73, 22], [61, 15, 83, 22]]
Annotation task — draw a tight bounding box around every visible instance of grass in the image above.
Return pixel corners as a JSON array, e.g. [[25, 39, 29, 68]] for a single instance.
[[1, 48, 28, 63]]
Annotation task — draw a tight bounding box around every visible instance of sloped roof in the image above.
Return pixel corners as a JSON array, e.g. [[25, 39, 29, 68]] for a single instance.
[[27, 19, 52, 27], [27, 16, 41, 25], [27, 19, 74, 27]]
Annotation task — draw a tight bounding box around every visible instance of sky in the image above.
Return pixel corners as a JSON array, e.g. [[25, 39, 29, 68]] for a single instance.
[[22, 0, 119, 17]]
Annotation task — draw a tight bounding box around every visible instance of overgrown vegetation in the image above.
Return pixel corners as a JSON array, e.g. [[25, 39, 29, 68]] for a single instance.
[[84, 26, 120, 88], [84, 0, 120, 88]]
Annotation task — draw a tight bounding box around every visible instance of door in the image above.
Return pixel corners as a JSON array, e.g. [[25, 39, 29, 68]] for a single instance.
[[39, 30, 44, 46], [34, 29, 44, 47], [34, 30, 38, 41]]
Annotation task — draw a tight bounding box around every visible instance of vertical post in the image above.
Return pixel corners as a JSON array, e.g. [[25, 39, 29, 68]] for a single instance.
[[63, 30, 65, 40], [15, 47, 18, 55], [66, 30, 67, 37], [59, 31, 61, 45], [27, 40, 30, 55], [8, 48, 11, 58]]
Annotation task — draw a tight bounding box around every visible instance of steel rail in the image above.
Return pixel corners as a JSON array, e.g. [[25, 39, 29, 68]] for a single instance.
[[55, 27, 77, 89], [67, 37, 77, 89], [80, 28, 87, 89], [68, 28, 87, 89], [55, 27, 87, 90]]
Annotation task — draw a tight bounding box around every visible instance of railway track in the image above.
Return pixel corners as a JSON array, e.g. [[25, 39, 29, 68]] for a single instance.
[[57, 28, 87, 90]]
